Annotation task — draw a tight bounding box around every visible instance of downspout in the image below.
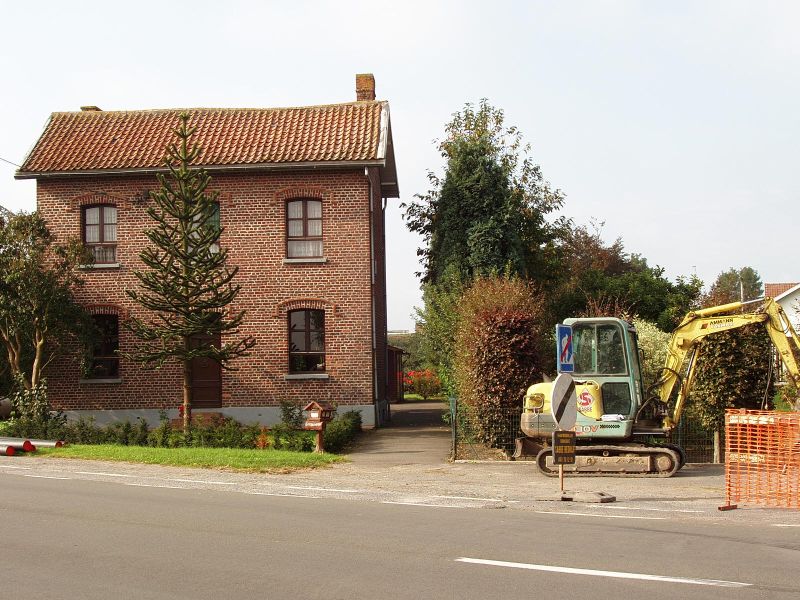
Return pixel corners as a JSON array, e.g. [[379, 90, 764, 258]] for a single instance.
[[367, 167, 379, 427]]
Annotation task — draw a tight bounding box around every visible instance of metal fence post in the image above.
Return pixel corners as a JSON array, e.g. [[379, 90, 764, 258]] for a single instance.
[[449, 396, 457, 460]]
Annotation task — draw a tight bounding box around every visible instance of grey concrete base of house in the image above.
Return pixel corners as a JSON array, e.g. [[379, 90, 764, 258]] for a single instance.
[[62, 404, 378, 428]]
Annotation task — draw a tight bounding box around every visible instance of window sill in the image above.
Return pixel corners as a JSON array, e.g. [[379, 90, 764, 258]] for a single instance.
[[284, 373, 330, 381], [283, 257, 328, 265], [79, 263, 120, 270], [79, 378, 122, 384]]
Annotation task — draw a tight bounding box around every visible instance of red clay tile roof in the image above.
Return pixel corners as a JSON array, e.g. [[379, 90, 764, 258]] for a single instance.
[[766, 282, 800, 299], [17, 102, 390, 175]]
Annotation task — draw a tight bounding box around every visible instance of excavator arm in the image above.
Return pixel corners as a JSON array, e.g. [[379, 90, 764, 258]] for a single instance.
[[656, 298, 800, 429]]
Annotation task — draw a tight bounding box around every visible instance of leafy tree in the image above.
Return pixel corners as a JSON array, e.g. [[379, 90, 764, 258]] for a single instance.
[[704, 267, 763, 306], [631, 317, 670, 390], [387, 331, 428, 372], [688, 324, 774, 431], [0, 211, 90, 391], [404, 99, 565, 285], [549, 222, 702, 330], [414, 269, 464, 394], [126, 114, 255, 433], [405, 101, 564, 388], [453, 276, 547, 448]]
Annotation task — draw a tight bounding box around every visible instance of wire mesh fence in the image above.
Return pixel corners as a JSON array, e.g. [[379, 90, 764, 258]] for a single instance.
[[448, 396, 722, 463], [672, 416, 722, 463], [448, 398, 522, 461]]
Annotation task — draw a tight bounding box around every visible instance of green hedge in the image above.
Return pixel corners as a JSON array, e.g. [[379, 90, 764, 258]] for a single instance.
[[3, 408, 363, 454]]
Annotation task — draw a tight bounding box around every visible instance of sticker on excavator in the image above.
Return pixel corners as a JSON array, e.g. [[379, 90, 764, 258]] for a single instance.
[[552, 430, 576, 465]]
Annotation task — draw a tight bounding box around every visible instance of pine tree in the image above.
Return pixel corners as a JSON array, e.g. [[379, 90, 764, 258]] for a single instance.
[[126, 114, 255, 433]]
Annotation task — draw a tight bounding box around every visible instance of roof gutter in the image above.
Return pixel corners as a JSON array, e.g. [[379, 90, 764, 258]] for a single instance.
[[15, 159, 387, 180]]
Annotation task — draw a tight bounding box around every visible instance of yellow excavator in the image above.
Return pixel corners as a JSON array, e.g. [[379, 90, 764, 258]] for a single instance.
[[517, 297, 800, 477]]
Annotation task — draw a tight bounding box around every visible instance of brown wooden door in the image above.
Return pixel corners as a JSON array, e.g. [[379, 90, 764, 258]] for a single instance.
[[190, 334, 222, 408]]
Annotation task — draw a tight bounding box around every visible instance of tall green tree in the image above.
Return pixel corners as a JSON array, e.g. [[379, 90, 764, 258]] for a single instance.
[[705, 266, 763, 306], [404, 100, 565, 285], [405, 101, 564, 385], [0, 211, 90, 392], [126, 114, 255, 433]]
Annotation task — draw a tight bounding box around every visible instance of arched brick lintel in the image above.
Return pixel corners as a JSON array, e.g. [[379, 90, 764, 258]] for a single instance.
[[274, 298, 339, 318], [70, 192, 130, 211], [274, 186, 335, 206], [85, 303, 130, 320]]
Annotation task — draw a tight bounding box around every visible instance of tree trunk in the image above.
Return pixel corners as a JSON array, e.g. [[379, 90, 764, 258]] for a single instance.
[[31, 328, 46, 389], [713, 429, 721, 464], [182, 337, 192, 435]]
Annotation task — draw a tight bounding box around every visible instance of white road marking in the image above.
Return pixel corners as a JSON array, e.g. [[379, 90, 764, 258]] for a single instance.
[[455, 558, 751, 588], [75, 471, 135, 478], [383, 501, 463, 508], [587, 505, 704, 514], [433, 495, 510, 502], [166, 478, 236, 485], [533, 510, 666, 520], [20, 474, 71, 480], [0, 465, 32, 470], [772, 524, 800, 527], [124, 483, 185, 489], [285, 486, 363, 493], [247, 491, 318, 498]]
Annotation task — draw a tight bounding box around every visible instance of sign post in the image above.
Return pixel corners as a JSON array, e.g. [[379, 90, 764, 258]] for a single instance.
[[552, 430, 576, 492], [550, 372, 577, 493]]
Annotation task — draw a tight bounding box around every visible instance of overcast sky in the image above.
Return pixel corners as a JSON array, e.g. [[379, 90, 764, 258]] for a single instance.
[[1, 1, 798, 330]]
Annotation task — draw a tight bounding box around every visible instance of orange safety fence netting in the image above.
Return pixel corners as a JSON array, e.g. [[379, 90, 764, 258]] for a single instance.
[[723, 409, 800, 510]]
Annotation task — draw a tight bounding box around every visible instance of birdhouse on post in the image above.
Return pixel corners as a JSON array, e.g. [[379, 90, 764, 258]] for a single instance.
[[303, 401, 335, 452]]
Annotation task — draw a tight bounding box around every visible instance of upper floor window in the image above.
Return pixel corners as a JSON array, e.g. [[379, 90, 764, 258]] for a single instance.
[[210, 202, 220, 254], [83, 205, 117, 264], [286, 199, 322, 258], [87, 313, 120, 378], [289, 309, 325, 373], [192, 202, 220, 254]]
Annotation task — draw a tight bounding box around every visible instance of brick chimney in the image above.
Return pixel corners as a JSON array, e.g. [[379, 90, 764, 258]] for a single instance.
[[356, 73, 375, 101]]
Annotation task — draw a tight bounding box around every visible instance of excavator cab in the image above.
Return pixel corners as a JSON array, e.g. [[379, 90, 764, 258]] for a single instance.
[[521, 317, 644, 442], [564, 317, 644, 421]]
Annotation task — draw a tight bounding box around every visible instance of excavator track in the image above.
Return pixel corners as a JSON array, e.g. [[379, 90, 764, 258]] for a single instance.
[[536, 444, 682, 478]]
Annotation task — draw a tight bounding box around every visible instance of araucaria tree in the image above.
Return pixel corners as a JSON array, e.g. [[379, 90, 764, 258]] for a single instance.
[[0, 211, 90, 393], [126, 114, 255, 433]]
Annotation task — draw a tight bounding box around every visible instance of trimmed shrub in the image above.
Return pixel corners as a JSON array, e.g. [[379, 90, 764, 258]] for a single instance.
[[323, 410, 362, 453], [453, 276, 546, 448], [404, 369, 442, 400], [689, 324, 775, 430]]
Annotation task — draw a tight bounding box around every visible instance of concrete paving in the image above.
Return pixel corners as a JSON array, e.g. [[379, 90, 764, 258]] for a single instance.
[[348, 400, 451, 466]]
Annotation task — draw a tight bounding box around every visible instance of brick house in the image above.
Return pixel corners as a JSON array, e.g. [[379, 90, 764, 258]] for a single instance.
[[15, 74, 399, 427]]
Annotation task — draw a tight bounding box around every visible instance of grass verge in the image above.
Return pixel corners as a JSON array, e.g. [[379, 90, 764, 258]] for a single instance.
[[33, 445, 346, 473]]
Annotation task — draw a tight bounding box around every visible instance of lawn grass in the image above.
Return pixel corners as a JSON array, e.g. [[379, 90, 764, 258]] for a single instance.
[[34, 444, 346, 473], [401, 394, 447, 402]]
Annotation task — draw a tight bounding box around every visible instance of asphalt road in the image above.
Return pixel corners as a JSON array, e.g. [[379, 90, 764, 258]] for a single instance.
[[3, 468, 799, 600]]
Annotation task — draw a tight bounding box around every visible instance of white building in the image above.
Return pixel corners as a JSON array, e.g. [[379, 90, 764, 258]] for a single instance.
[[766, 282, 800, 332]]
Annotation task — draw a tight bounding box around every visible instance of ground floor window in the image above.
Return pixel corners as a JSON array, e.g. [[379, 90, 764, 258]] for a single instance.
[[87, 314, 119, 378], [289, 309, 325, 373]]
